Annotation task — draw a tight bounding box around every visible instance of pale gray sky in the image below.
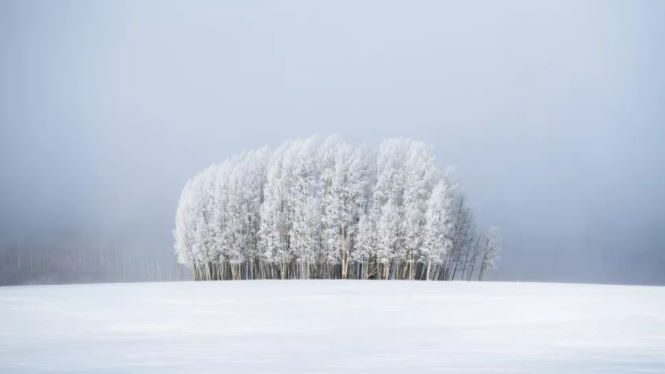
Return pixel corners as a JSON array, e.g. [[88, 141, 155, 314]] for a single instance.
[[1, 0, 664, 284]]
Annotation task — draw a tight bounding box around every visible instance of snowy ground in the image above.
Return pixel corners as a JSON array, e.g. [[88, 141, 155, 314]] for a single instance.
[[0, 281, 664, 373]]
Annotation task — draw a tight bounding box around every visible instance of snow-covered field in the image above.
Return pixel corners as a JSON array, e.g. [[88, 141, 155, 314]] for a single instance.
[[1, 281, 663, 373]]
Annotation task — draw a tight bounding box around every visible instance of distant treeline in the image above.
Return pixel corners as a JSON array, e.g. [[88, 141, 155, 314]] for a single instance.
[[174, 136, 500, 281], [0, 241, 189, 286]]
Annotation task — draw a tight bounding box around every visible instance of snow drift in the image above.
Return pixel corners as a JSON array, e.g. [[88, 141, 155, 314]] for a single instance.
[[1, 281, 663, 373]]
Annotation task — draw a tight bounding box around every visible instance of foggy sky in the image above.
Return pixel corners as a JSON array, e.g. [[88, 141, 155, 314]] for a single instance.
[[1, 0, 664, 284]]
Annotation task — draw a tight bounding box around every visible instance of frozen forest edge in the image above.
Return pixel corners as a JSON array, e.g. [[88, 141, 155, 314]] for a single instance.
[[174, 136, 500, 281]]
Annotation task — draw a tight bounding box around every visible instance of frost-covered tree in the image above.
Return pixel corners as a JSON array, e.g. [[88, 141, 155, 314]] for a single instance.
[[403, 141, 439, 279], [376, 199, 401, 279], [174, 179, 196, 271], [353, 213, 375, 279], [371, 139, 410, 278], [258, 142, 294, 279], [479, 226, 501, 281], [173, 135, 499, 281], [289, 137, 321, 278], [421, 180, 453, 280]]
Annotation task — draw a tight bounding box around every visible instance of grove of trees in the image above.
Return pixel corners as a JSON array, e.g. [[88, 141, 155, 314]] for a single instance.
[[174, 136, 499, 281]]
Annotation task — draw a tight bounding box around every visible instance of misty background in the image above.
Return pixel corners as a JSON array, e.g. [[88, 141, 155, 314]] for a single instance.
[[1, 0, 663, 285]]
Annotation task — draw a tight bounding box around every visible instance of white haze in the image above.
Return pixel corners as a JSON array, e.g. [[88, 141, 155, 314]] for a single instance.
[[1, 1, 664, 284]]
